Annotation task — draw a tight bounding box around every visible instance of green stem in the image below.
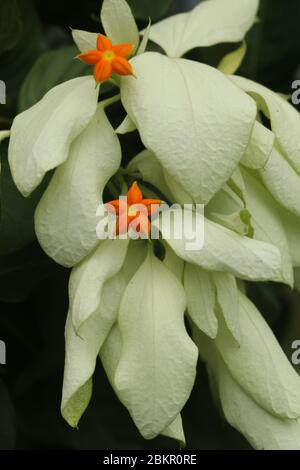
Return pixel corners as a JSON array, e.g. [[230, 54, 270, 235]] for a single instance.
[[107, 180, 119, 199], [0, 116, 12, 129], [101, 93, 121, 109], [248, 0, 268, 80]]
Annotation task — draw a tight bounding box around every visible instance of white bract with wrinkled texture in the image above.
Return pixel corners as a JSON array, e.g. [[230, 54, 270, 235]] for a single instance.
[[153, 209, 284, 282], [121, 52, 257, 204], [7, 0, 300, 451], [115, 249, 198, 439], [9, 77, 99, 196], [35, 105, 121, 267], [147, 0, 259, 57]]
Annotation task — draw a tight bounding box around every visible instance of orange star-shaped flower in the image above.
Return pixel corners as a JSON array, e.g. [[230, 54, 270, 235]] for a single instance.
[[106, 182, 163, 237], [78, 34, 134, 84]]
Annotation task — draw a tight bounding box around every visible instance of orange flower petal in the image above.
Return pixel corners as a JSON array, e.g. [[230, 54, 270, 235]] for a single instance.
[[112, 56, 133, 76], [115, 215, 127, 236], [78, 50, 102, 65], [93, 59, 113, 83], [105, 200, 121, 214], [97, 34, 112, 52], [112, 43, 134, 59], [142, 199, 163, 215], [116, 214, 136, 235], [127, 182, 143, 205]]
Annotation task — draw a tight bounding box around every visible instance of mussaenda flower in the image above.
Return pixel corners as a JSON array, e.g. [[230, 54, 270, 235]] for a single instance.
[[106, 181, 163, 236], [10, 0, 300, 451], [78, 34, 134, 83]]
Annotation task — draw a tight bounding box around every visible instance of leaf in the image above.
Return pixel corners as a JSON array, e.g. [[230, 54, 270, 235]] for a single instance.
[[9, 76, 99, 196], [0, 131, 10, 144], [62, 240, 147, 427], [0, 141, 45, 255], [146, 0, 259, 57], [153, 208, 284, 283], [72, 29, 98, 53], [245, 0, 300, 89], [161, 415, 186, 448], [101, 0, 140, 52], [126, 150, 173, 201], [184, 263, 218, 339], [127, 0, 172, 21], [212, 272, 240, 343], [259, 147, 300, 217], [207, 184, 245, 217], [114, 249, 198, 439], [121, 240, 148, 282], [231, 75, 300, 175], [194, 327, 300, 451], [0, 380, 15, 449], [69, 239, 129, 333], [218, 357, 300, 450], [0, 0, 45, 118], [0, 242, 56, 303], [277, 205, 300, 268], [163, 243, 184, 282], [241, 167, 293, 286], [101, 324, 186, 446], [35, 105, 121, 268], [116, 114, 136, 134], [218, 41, 247, 75], [121, 52, 256, 204], [207, 172, 252, 237], [209, 209, 252, 237], [214, 292, 300, 419], [0, 0, 22, 54], [19, 46, 90, 112], [162, 168, 194, 205], [137, 19, 151, 55], [61, 272, 126, 427], [241, 121, 274, 170], [295, 268, 300, 293]]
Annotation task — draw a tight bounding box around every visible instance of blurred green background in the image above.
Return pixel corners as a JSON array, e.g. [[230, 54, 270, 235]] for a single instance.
[[0, 0, 300, 450]]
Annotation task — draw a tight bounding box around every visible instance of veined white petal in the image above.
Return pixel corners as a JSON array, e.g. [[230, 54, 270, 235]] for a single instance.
[[62, 240, 144, 427], [101, 324, 186, 446], [116, 115, 136, 134], [194, 325, 300, 450], [161, 415, 186, 448], [0, 130, 10, 144], [9, 77, 98, 196], [126, 150, 174, 202], [61, 271, 126, 427], [215, 292, 300, 419], [184, 263, 218, 339], [153, 208, 284, 282], [231, 75, 300, 175], [242, 168, 293, 285], [114, 249, 198, 439], [277, 205, 300, 267], [69, 238, 129, 333], [121, 53, 256, 204], [260, 147, 300, 217], [218, 41, 247, 75], [146, 0, 258, 57], [212, 272, 240, 343], [72, 30, 98, 52], [35, 105, 121, 268], [101, 0, 139, 51], [241, 121, 274, 170]]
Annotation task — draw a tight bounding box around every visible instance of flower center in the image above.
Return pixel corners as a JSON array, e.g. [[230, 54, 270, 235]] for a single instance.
[[128, 205, 138, 217], [102, 50, 116, 61]]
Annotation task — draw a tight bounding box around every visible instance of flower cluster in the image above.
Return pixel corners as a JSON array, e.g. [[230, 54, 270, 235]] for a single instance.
[[7, 0, 300, 450]]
